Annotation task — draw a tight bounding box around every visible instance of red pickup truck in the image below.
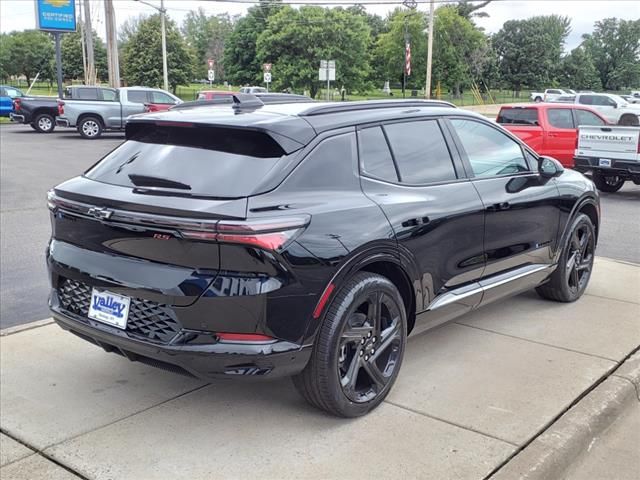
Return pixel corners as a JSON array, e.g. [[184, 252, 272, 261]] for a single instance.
[[497, 104, 609, 167]]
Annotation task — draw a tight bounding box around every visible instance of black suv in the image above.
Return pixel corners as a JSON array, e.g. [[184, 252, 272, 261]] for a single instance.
[[47, 98, 599, 417]]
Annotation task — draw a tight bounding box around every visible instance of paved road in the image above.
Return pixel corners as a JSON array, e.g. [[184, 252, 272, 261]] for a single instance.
[[1, 123, 639, 328]]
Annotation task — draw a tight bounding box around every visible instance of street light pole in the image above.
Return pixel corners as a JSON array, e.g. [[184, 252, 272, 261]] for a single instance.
[[134, 0, 169, 92], [425, 0, 434, 99]]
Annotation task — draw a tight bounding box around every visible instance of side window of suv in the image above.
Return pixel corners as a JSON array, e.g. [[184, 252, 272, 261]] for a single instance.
[[358, 126, 398, 182], [383, 120, 457, 184], [101, 89, 117, 101], [151, 91, 176, 104], [575, 109, 605, 126], [127, 91, 149, 104], [450, 119, 529, 178], [548, 109, 575, 129], [578, 95, 594, 106]]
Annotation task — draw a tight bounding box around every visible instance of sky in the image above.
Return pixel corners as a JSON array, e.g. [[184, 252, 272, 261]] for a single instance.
[[1, 0, 639, 52]]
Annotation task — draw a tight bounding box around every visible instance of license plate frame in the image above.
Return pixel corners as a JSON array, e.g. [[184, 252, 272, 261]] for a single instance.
[[598, 158, 612, 167], [88, 289, 130, 330]]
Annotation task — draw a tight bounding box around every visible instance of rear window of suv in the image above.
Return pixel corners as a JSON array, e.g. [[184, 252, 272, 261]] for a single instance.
[[85, 123, 287, 198], [497, 108, 539, 125]]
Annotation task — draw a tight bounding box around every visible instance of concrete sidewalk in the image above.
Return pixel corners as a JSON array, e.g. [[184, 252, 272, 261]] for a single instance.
[[1, 257, 638, 480]]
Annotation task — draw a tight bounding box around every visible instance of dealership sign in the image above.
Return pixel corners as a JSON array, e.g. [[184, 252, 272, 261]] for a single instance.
[[35, 0, 77, 32]]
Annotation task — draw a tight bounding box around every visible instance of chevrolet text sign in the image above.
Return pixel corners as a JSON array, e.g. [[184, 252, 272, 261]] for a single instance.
[[35, 0, 76, 32]]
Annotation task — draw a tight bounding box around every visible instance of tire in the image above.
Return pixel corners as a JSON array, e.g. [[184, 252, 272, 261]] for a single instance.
[[78, 116, 103, 139], [33, 113, 55, 133], [536, 213, 595, 303], [29, 123, 38, 131], [293, 272, 407, 417], [534, 96, 542, 103], [618, 114, 639, 126], [592, 172, 625, 193]]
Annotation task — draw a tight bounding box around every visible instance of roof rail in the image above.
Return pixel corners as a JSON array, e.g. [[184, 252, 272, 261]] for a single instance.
[[170, 93, 314, 111], [299, 99, 456, 117]]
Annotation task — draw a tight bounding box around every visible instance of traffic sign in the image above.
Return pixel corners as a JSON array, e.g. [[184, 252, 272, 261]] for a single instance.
[[208, 69, 215, 81], [208, 58, 214, 70], [263, 63, 272, 73], [263, 72, 272, 83]]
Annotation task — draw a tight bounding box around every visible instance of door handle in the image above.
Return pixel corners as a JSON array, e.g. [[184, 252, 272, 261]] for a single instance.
[[401, 216, 430, 227], [487, 202, 510, 212]]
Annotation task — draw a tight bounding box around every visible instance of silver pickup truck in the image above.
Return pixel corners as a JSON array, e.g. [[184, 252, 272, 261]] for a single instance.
[[56, 86, 181, 139]]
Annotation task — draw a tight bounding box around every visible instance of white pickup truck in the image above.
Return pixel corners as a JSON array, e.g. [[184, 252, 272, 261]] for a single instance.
[[530, 88, 575, 103], [574, 125, 640, 192]]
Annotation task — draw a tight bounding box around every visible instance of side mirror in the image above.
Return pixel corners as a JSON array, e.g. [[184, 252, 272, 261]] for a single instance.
[[539, 156, 564, 178]]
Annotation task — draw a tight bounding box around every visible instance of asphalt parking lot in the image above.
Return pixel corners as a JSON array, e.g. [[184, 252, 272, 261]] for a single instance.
[[1, 122, 639, 329]]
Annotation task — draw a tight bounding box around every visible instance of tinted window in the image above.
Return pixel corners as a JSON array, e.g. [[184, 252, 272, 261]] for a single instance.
[[102, 89, 117, 101], [575, 109, 605, 126], [578, 95, 595, 106], [450, 119, 529, 178], [127, 90, 148, 104], [151, 91, 175, 104], [497, 108, 539, 125], [358, 127, 397, 182], [76, 88, 99, 100], [547, 109, 575, 129], [4, 87, 22, 98], [384, 120, 457, 184], [548, 89, 562, 95], [86, 124, 287, 198]]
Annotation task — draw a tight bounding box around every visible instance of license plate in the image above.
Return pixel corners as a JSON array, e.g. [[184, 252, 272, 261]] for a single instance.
[[88, 289, 130, 329], [599, 158, 612, 167]]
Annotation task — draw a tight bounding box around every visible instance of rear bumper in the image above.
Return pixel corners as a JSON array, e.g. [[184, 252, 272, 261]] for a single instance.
[[574, 156, 640, 178], [56, 118, 71, 127], [9, 113, 25, 123], [51, 307, 312, 380]]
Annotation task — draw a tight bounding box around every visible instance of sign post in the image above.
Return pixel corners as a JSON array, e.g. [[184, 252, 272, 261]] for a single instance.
[[34, 0, 76, 98], [319, 60, 336, 101], [263, 63, 272, 92], [207, 59, 214, 86]]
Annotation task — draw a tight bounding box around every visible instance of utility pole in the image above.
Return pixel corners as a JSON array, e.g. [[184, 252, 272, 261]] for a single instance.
[[160, 0, 169, 92], [104, 0, 120, 88], [425, 0, 435, 99], [84, 0, 96, 85], [79, 1, 87, 84]]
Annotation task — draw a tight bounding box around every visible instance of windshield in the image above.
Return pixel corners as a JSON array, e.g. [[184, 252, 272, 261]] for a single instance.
[[85, 124, 288, 198]]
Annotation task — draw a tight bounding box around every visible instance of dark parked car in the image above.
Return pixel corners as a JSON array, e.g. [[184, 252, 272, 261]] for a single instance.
[[47, 98, 600, 417]]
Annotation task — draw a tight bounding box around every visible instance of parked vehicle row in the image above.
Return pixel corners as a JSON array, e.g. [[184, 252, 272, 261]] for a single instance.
[[530, 88, 576, 103], [46, 97, 599, 417]]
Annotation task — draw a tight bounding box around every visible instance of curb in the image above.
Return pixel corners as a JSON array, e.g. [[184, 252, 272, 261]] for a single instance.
[[490, 351, 640, 480], [0, 318, 54, 337]]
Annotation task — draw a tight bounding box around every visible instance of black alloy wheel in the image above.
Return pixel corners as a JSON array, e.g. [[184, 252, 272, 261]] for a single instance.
[[537, 213, 595, 302], [293, 272, 407, 417], [338, 290, 404, 403]]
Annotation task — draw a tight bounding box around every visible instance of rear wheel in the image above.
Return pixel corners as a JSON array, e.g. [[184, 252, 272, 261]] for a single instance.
[[618, 114, 639, 126], [29, 123, 38, 131], [33, 113, 55, 133], [593, 172, 625, 193], [536, 213, 595, 303], [534, 96, 543, 103], [293, 272, 407, 417], [78, 116, 103, 139]]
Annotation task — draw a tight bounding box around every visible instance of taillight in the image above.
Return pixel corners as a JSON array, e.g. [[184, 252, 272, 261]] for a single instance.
[[13, 98, 21, 111], [57, 100, 64, 115], [180, 215, 311, 251]]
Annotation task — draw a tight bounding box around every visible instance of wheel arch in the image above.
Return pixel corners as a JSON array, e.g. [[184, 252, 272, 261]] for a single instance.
[[77, 112, 106, 127], [555, 195, 600, 263]]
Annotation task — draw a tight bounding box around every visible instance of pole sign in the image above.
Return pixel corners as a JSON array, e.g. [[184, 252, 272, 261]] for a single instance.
[[263, 64, 272, 91], [34, 0, 76, 32], [208, 58, 214, 70], [208, 70, 215, 81]]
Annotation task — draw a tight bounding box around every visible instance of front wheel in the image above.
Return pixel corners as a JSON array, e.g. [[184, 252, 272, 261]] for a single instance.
[[534, 96, 543, 103], [536, 213, 595, 303], [293, 272, 407, 417], [593, 172, 625, 193], [33, 113, 55, 133], [78, 116, 103, 139]]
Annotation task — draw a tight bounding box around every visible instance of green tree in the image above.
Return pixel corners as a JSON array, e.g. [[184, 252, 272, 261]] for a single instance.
[[0, 33, 14, 82], [182, 8, 235, 80], [346, 5, 389, 90], [582, 18, 640, 90], [5, 30, 54, 85], [255, 6, 371, 98], [223, 2, 282, 85], [121, 14, 194, 92], [494, 15, 571, 95], [455, 0, 493, 20], [61, 27, 108, 82], [559, 47, 602, 90]]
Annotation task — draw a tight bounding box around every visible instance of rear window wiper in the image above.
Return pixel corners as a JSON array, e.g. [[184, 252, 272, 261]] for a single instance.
[[128, 174, 191, 190]]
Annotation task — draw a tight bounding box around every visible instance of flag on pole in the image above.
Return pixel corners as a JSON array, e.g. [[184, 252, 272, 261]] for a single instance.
[[405, 42, 411, 77]]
